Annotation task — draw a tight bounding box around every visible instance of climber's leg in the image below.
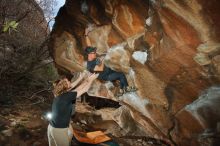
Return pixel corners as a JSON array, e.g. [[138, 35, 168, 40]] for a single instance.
[[107, 72, 128, 89]]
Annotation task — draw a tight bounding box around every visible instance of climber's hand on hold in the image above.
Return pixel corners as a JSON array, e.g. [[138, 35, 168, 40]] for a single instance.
[[95, 58, 101, 65], [94, 59, 104, 72], [85, 23, 95, 36], [85, 27, 89, 36]]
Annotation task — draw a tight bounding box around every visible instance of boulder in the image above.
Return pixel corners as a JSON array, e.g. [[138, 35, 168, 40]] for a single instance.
[[49, 0, 220, 145]]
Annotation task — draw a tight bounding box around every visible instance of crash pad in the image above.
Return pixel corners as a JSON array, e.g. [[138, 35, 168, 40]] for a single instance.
[[73, 130, 111, 144]]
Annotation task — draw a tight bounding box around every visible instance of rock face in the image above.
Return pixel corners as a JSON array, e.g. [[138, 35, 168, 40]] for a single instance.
[[49, 0, 220, 145]]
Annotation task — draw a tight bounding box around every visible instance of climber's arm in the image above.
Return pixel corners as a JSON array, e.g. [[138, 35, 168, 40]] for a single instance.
[[85, 35, 92, 46], [93, 60, 104, 72], [85, 27, 92, 46], [73, 73, 99, 98], [70, 72, 86, 89]]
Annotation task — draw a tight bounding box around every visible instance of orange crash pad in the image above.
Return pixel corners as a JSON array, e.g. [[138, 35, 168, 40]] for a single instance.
[[72, 130, 111, 144]]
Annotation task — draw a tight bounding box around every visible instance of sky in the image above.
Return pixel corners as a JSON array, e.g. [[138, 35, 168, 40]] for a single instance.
[[36, 0, 66, 29], [54, 0, 65, 15], [49, 0, 66, 29]]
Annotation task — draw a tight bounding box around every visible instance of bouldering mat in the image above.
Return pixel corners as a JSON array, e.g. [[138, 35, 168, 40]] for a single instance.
[[72, 130, 119, 146]]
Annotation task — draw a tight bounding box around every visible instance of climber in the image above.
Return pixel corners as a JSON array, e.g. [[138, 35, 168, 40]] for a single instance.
[[47, 72, 98, 146], [84, 24, 137, 97]]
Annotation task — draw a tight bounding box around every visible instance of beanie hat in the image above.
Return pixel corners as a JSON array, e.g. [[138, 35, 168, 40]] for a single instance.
[[85, 46, 96, 54]]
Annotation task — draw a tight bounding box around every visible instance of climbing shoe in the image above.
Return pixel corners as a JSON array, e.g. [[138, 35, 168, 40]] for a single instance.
[[125, 86, 138, 93], [115, 89, 124, 97]]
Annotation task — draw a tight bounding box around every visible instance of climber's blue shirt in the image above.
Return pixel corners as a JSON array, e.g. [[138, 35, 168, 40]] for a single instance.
[[87, 58, 113, 80]]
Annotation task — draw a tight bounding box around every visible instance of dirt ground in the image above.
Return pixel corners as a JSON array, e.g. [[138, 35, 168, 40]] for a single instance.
[[0, 94, 50, 146]]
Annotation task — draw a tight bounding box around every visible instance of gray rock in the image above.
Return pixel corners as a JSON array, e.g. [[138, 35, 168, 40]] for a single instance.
[[10, 121, 17, 127], [2, 128, 13, 136]]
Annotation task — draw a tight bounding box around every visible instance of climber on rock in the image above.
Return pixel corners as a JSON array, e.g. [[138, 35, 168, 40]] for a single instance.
[[84, 24, 137, 97]]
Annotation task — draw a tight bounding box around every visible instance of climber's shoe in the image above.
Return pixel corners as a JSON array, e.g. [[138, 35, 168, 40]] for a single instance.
[[124, 86, 138, 93], [115, 89, 124, 97]]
